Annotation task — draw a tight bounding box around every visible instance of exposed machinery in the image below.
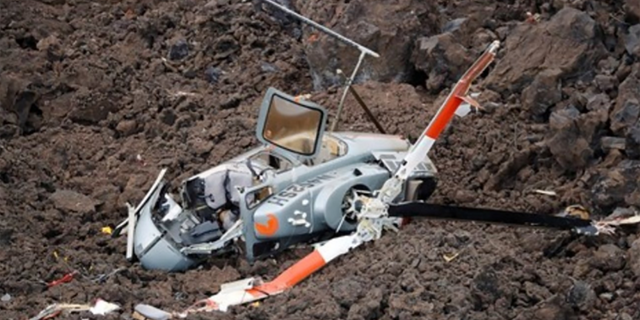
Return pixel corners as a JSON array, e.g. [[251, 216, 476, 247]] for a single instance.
[[113, 1, 631, 317]]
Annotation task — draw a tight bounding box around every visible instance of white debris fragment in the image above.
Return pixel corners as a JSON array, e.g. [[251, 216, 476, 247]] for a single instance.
[[533, 189, 557, 196], [89, 299, 120, 315], [1, 293, 10, 302]]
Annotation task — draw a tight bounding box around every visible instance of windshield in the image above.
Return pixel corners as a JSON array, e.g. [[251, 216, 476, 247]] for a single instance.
[[262, 94, 324, 156]]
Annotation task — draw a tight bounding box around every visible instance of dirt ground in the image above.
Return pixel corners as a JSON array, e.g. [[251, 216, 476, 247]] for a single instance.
[[2, 0, 640, 319]]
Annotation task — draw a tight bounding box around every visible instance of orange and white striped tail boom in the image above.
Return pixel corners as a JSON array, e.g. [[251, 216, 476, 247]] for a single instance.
[[395, 40, 500, 181]]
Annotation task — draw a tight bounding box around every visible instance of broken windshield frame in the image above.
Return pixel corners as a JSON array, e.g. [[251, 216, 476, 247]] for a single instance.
[[256, 88, 327, 159]]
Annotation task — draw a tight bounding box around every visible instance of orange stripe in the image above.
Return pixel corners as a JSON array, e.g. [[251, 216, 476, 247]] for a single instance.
[[425, 92, 463, 139], [424, 47, 496, 140], [249, 250, 326, 294]]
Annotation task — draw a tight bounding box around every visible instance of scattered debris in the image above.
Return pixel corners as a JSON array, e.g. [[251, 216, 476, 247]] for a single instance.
[[30, 300, 120, 319], [133, 304, 172, 320], [101, 226, 113, 235], [525, 12, 541, 24], [89, 299, 120, 315], [443, 252, 460, 262], [135, 154, 147, 166], [47, 271, 79, 288], [30, 304, 90, 320], [555, 204, 590, 220], [533, 189, 557, 196], [92, 267, 125, 284], [605, 207, 638, 220]]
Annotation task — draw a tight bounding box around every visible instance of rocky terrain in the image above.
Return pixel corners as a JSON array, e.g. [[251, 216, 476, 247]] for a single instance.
[[2, 0, 640, 319]]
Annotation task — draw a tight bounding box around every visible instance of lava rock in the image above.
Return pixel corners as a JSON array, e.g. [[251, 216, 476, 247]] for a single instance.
[[625, 0, 640, 23], [566, 281, 595, 311], [627, 238, 640, 277], [168, 39, 189, 61], [546, 107, 593, 171], [586, 93, 612, 112], [49, 190, 97, 214], [296, 0, 442, 89], [36, 33, 63, 61], [442, 18, 467, 33], [412, 32, 472, 93], [220, 95, 240, 109], [601, 136, 626, 151], [591, 160, 640, 209], [160, 108, 177, 126], [471, 267, 515, 307], [485, 7, 606, 95], [116, 119, 138, 136], [69, 92, 118, 125], [595, 74, 618, 92], [623, 25, 640, 58], [611, 99, 640, 136], [626, 120, 640, 159], [528, 295, 575, 320], [591, 244, 626, 271], [204, 66, 222, 84], [521, 68, 563, 117], [610, 73, 640, 135], [453, 189, 475, 204]]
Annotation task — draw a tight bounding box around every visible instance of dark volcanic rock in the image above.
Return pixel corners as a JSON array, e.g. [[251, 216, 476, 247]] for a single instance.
[[591, 244, 626, 271], [601, 136, 626, 151], [566, 281, 596, 311], [546, 107, 597, 172], [168, 38, 189, 61], [626, 120, 640, 159], [485, 7, 606, 95], [590, 160, 640, 210], [623, 25, 640, 58], [49, 190, 97, 214], [628, 238, 640, 277], [411, 32, 472, 92], [521, 68, 563, 117], [610, 72, 640, 135], [294, 0, 441, 89], [625, 0, 640, 23]]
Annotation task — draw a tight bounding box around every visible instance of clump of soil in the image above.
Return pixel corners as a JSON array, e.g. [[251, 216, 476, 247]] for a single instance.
[[1, 0, 640, 320]]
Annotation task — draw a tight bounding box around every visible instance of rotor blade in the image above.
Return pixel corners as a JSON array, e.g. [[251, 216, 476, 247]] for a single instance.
[[394, 41, 500, 181], [387, 202, 598, 235], [203, 234, 361, 311]]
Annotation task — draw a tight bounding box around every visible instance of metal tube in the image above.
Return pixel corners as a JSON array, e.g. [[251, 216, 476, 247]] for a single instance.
[[330, 51, 366, 132], [262, 0, 380, 58], [349, 86, 386, 134], [336, 69, 386, 134]]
